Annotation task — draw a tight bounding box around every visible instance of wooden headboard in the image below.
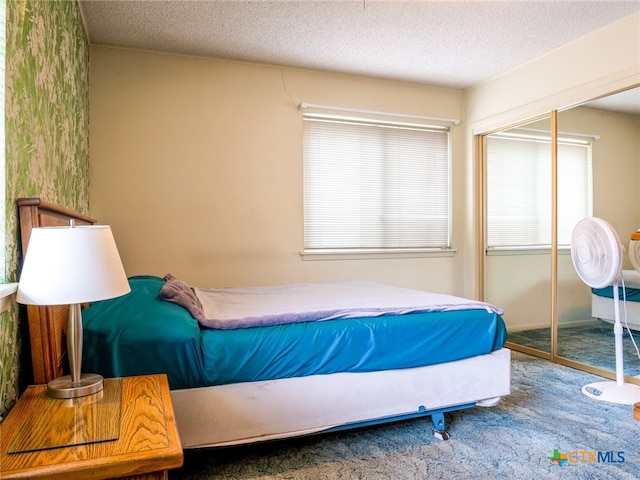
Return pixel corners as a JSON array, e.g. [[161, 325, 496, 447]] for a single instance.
[[17, 198, 96, 385]]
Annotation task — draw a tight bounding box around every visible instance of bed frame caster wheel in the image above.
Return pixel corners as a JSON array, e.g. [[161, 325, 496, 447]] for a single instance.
[[430, 412, 450, 440], [432, 429, 450, 441]]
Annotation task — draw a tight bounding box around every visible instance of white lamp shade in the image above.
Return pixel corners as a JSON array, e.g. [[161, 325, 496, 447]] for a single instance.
[[16, 225, 131, 305]]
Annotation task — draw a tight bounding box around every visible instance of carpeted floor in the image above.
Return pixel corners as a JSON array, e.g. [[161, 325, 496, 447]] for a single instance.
[[169, 351, 640, 479], [508, 322, 640, 377]]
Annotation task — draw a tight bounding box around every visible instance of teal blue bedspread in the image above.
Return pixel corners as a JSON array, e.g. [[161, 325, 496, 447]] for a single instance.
[[83, 276, 507, 390]]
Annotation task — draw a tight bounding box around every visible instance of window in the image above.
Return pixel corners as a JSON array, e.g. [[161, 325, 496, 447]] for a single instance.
[[485, 130, 592, 250], [303, 111, 451, 253]]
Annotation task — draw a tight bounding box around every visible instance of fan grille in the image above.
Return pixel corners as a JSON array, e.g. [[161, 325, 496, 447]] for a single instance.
[[571, 217, 623, 289]]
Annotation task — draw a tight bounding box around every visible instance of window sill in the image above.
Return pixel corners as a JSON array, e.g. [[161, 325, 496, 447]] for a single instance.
[[0, 283, 18, 314], [486, 246, 571, 256], [301, 248, 457, 261]]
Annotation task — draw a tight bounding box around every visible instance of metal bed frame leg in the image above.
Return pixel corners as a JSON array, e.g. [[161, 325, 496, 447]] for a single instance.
[[430, 412, 450, 440], [324, 402, 475, 441]]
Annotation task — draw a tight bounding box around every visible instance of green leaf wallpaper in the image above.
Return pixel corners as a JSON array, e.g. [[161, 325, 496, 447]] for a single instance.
[[1, 0, 89, 419]]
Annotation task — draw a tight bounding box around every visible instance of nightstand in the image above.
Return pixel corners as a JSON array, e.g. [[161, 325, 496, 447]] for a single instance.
[[0, 374, 183, 480]]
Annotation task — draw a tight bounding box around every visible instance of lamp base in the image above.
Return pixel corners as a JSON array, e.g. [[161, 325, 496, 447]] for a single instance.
[[47, 373, 104, 399]]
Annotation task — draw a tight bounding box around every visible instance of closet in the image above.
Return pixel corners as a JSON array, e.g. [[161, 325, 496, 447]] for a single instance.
[[481, 85, 640, 383]]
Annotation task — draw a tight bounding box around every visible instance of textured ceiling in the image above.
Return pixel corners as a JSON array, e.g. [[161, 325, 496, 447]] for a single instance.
[[583, 87, 640, 115], [79, 0, 640, 89]]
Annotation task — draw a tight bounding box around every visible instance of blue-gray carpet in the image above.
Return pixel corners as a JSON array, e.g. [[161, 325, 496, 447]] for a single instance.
[[170, 351, 640, 479]]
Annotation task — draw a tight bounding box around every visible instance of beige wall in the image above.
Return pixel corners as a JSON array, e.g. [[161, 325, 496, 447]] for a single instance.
[[563, 106, 640, 243], [465, 13, 640, 131], [485, 107, 640, 331], [461, 11, 639, 300], [469, 12, 640, 329], [556, 105, 640, 328], [89, 48, 465, 292], [90, 12, 639, 301]]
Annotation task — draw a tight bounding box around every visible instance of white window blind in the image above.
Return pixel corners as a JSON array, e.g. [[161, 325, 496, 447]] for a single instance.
[[303, 115, 451, 251], [486, 132, 592, 249]]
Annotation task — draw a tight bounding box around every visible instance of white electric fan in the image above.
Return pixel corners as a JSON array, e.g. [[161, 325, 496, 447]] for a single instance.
[[570, 217, 640, 404]]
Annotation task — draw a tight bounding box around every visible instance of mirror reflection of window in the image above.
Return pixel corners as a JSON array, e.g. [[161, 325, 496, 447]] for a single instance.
[[483, 117, 553, 356], [486, 128, 592, 251]]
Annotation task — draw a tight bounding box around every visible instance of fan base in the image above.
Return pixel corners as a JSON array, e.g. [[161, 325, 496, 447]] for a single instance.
[[582, 381, 640, 405]]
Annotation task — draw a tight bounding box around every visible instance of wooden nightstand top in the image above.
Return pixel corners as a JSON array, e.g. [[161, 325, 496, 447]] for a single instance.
[[0, 374, 183, 480]]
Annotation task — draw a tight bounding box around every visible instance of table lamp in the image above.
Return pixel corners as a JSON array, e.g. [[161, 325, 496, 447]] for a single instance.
[[16, 221, 131, 398]]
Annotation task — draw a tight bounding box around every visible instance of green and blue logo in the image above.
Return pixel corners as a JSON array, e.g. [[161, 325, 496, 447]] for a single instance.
[[549, 449, 625, 466], [549, 449, 568, 466]]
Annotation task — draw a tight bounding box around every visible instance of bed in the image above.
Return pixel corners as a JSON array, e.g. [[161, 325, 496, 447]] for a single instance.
[[17, 198, 511, 449], [591, 270, 640, 331]]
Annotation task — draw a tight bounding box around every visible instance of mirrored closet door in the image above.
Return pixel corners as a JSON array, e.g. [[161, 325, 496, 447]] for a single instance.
[[482, 85, 640, 382], [556, 86, 640, 377]]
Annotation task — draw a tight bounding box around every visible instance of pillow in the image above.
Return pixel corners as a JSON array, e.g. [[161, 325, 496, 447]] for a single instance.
[[159, 274, 205, 320]]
